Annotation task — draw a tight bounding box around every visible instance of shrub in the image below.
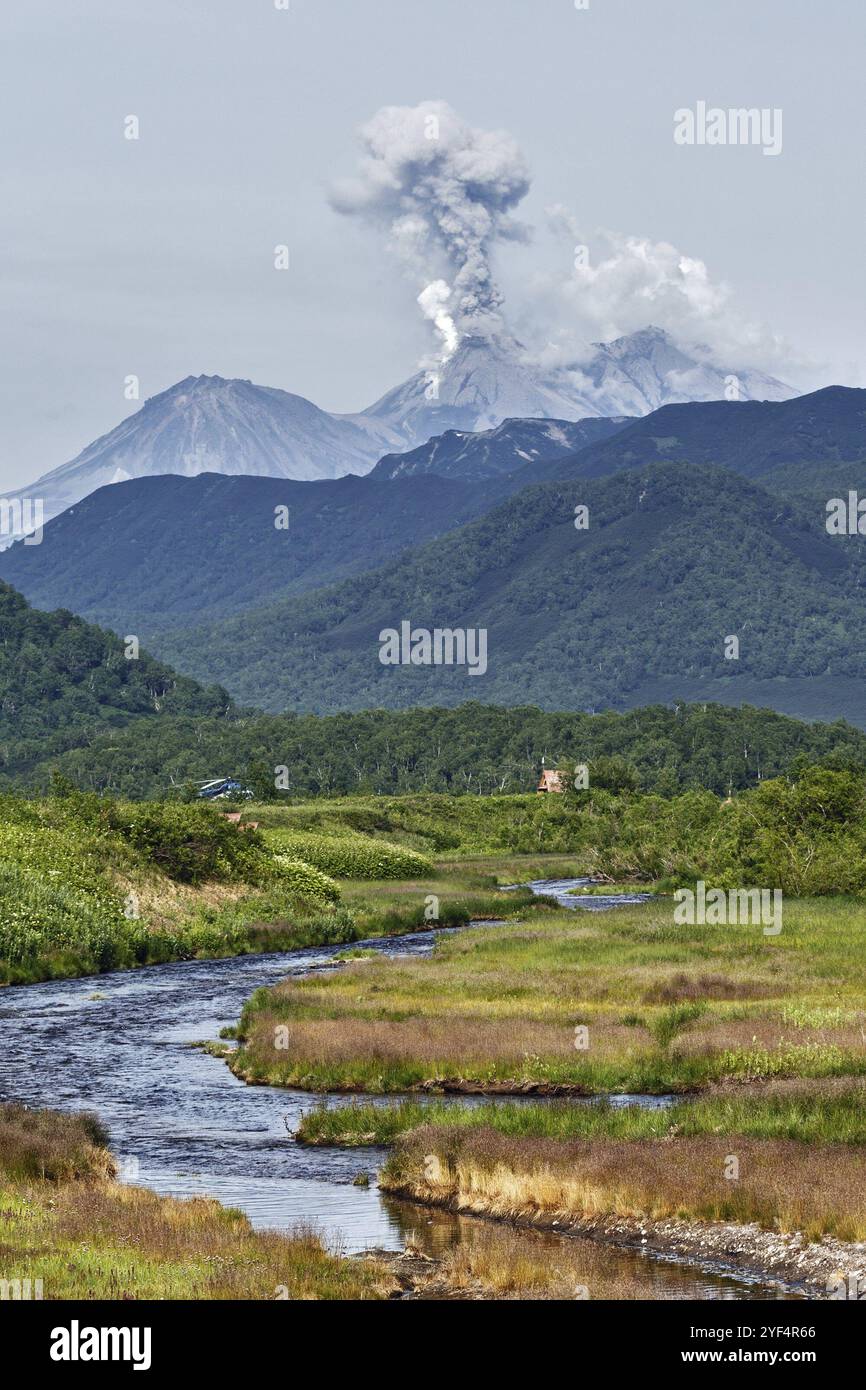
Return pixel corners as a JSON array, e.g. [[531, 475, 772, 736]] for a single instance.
[[99, 802, 270, 885]]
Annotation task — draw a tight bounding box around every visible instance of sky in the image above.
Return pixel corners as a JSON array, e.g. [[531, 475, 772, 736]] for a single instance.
[[1, 0, 863, 490]]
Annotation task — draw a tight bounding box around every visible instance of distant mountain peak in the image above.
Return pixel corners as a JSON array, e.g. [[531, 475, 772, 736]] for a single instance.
[[361, 329, 587, 448], [4, 374, 404, 532], [5, 325, 797, 535], [362, 325, 796, 450]]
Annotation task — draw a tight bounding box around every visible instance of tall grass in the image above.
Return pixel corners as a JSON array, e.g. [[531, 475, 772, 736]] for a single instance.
[[0, 1104, 114, 1182], [383, 1124, 866, 1243]]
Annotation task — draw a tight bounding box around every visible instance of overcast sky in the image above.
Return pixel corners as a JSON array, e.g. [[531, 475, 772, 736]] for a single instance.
[[1, 0, 863, 490]]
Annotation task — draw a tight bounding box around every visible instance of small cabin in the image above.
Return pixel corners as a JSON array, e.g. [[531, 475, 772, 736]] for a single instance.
[[536, 769, 564, 794]]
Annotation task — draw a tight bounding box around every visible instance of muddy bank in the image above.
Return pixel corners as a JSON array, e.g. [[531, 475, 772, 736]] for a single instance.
[[356, 1247, 492, 1300], [379, 1183, 864, 1297]]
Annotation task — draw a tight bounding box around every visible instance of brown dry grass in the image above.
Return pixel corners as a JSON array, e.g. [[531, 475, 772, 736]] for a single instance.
[[386, 1126, 866, 1242], [643, 973, 779, 1004], [0, 1105, 114, 1183], [673, 1017, 866, 1057], [248, 1011, 648, 1070], [111, 870, 248, 933]]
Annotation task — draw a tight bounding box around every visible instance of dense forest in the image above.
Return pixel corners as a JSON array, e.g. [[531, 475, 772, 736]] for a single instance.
[[142, 461, 866, 722], [0, 581, 230, 776], [30, 700, 866, 800]]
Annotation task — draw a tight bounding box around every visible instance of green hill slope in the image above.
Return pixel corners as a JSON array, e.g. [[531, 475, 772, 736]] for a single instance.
[[143, 460, 866, 723], [0, 472, 491, 639], [0, 581, 232, 775]]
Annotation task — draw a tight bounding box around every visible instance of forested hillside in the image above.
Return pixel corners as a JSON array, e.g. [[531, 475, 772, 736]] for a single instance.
[[0, 582, 231, 776], [0, 471, 494, 636], [142, 461, 866, 723]]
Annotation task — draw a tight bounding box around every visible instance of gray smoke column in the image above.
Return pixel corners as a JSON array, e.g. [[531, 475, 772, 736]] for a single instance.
[[330, 101, 530, 350]]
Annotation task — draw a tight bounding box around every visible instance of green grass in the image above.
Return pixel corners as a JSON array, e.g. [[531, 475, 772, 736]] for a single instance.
[[268, 828, 434, 879], [248, 794, 585, 857], [247, 768, 866, 896], [298, 1078, 866, 1147], [231, 894, 866, 1095], [0, 793, 464, 985]]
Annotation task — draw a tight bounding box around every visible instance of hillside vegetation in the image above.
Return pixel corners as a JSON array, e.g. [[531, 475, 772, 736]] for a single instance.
[[29, 700, 866, 798], [0, 581, 231, 777], [0, 472, 492, 636], [142, 461, 866, 721], [9, 763, 863, 986], [0, 792, 351, 984]]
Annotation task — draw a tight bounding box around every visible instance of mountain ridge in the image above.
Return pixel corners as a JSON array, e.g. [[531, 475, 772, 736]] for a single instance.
[[4, 387, 862, 656], [0, 470, 496, 635], [368, 414, 631, 481], [530, 384, 866, 490], [3, 327, 797, 531]]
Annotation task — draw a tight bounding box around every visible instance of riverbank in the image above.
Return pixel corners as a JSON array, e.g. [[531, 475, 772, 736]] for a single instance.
[[226, 878, 866, 1296], [297, 1083, 866, 1294], [370, 1198, 860, 1299], [382, 1121, 866, 1237], [4, 1101, 757, 1303], [0, 791, 557, 986], [0, 1104, 389, 1300], [1, 922, 799, 1304]]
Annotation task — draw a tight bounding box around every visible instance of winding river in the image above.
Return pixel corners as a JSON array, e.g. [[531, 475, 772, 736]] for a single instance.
[[0, 880, 799, 1299]]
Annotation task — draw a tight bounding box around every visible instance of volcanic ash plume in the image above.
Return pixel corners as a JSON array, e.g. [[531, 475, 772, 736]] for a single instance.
[[329, 100, 530, 351]]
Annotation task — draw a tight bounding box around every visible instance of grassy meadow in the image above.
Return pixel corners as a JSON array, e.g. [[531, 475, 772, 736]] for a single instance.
[[219, 776, 866, 1253], [231, 895, 866, 1094]]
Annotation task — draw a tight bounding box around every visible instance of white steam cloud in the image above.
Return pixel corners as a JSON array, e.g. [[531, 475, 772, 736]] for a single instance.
[[531, 209, 794, 377], [417, 279, 460, 359], [330, 101, 531, 353], [330, 104, 800, 387]]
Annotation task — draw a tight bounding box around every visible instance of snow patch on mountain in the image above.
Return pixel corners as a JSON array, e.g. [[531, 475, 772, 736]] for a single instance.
[[5, 375, 403, 531]]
